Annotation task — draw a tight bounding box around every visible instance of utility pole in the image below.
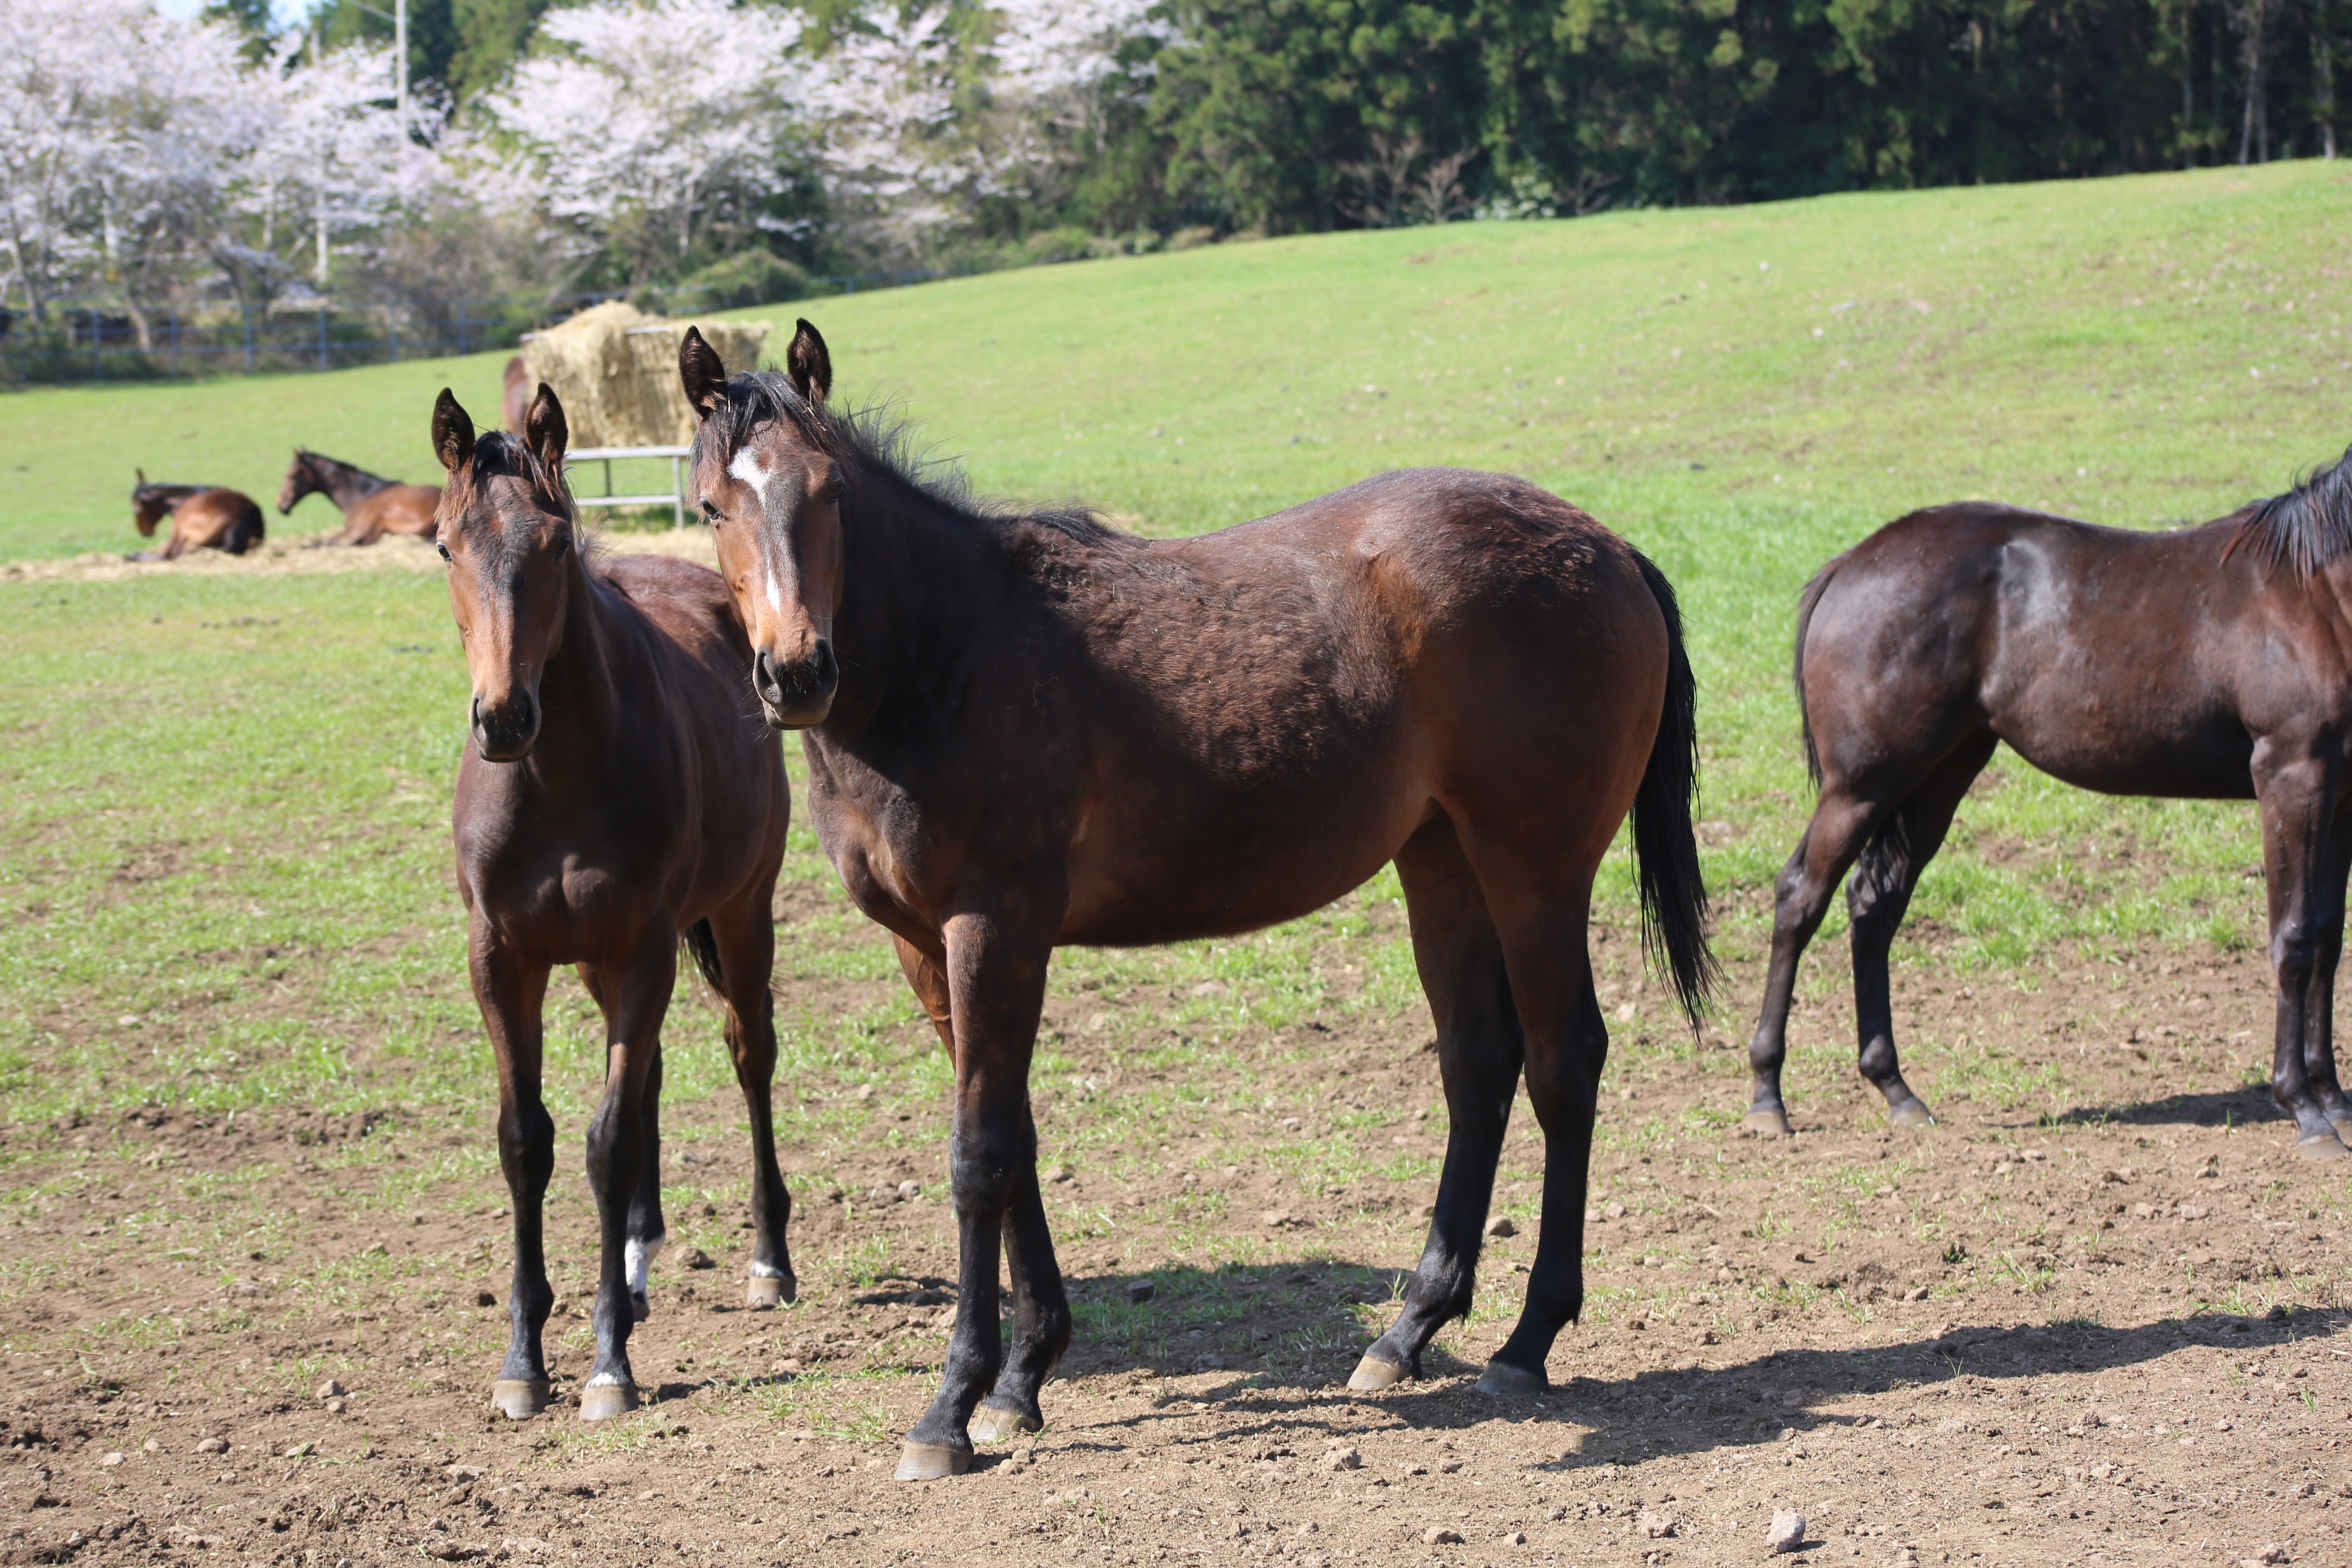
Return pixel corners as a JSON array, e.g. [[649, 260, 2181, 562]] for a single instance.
[[395, 0, 408, 124]]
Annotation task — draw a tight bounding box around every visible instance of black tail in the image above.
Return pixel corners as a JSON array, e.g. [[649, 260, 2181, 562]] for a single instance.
[[1630, 549, 1719, 1031], [682, 918, 725, 991], [1791, 552, 1848, 790]]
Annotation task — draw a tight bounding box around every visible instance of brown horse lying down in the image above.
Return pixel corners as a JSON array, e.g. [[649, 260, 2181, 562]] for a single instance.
[[677, 321, 1714, 1479], [431, 382, 796, 1422], [1747, 448, 2352, 1159], [128, 472, 264, 560], [278, 449, 441, 546]]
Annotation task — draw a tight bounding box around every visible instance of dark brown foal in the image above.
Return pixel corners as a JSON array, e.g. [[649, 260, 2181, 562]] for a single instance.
[[677, 322, 1713, 1480], [1750, 453, 2352, 1158], [433, 382, 797, 1422], [128, 472, 264, 559]]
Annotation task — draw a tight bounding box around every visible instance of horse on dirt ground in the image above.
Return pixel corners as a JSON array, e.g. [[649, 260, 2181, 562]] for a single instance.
[[430, 381, 797, 1423], [278, 449, 441, 546], [675, 320, 1715, 1481], [1746, 449, 2352, 1160], [128, 472, 264, 559]]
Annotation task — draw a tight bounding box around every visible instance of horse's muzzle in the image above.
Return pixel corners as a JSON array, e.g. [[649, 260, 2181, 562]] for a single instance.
[[755, 641, 837, 728], [472, 690, 540, 760]]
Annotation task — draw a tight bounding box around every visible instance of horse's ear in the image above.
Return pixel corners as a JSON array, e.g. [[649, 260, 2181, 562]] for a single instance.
[[432, 388, 476, 474], [679, 326, 728, 420], [786, 318, 831, 410], [526, 382, 568, 473], [136, 467, 146, 487]]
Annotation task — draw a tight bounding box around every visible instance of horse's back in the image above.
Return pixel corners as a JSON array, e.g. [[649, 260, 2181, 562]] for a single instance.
[[348, 483, 442, 540], [184, 488, 265, 554]]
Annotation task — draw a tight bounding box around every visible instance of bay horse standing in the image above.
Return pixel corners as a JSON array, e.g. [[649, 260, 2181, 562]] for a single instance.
[[430, 382, 798, 1422], [128, 472, 264, 559], [1746, 453, 2352, 1159], [279, 449, 441, 546], [676, 321, 1714, 1480]]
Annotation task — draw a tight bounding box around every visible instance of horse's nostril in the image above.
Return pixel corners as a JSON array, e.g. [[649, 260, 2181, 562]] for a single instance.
[[755, 649, 785, 703], [813, 639, 837, 688]]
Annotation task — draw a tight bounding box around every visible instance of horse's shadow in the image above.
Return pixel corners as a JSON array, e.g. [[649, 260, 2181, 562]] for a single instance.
[[836, 1259, 2345, 1473], [2037, 1083, 2286, 1130]]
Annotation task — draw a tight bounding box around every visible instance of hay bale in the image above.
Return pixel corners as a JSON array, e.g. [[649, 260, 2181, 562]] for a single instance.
[[521, 301, 769, 448]]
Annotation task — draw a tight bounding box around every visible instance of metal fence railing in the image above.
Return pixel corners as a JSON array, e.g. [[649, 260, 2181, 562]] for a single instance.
[[0, 271, 955, 385]]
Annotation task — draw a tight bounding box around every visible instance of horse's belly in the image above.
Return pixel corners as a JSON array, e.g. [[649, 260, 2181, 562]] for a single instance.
[[2002, 724, 2256, 800]]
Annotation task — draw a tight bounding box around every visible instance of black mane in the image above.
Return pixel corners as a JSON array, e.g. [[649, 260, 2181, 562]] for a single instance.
[[2230, 443, 2352, 579], [297, 450, 396, 495], [694, 370, 1118, 547]]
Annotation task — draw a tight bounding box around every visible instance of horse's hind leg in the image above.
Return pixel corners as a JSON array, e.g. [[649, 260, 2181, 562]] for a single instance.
[[709, 905, 796, 1305], [1350, 813, 1524, 1390], [1748, 789, 1885, 1136], [577, 937, 675, 1419], [624, 1041, 667, 1323], [472, 929, 556, 1418], [1848, 734, 1996, 1127]]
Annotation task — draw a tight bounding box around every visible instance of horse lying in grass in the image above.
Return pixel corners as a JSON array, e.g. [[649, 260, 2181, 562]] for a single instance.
[[279, 449, 441, 546], [676, 320, 1715, 1480], [430, 381, 797, 1422], [128, 472, 264, 560], [1747, 446, 2352, 1159]]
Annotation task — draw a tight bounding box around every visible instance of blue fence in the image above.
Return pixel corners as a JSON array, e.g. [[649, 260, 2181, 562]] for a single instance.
[[0, 272, 952, 384]]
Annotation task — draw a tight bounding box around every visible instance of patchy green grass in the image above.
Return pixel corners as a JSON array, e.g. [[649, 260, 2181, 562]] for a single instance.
[[6, 159, 2350, 1156]]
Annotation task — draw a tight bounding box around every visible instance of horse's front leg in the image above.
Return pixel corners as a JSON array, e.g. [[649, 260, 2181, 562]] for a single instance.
[[2254, 754, 2352, 1158], [470, 927, 556, 1418], [898, 905, 1059, 1481], [579, 935, 677, 1418]]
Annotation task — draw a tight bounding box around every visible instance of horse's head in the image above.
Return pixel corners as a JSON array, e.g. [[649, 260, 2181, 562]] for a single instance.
[[277, 451, 319, 515], [682, 320, 842, 729], [130, 469, 168, 537], [430, 383, 579, 762]]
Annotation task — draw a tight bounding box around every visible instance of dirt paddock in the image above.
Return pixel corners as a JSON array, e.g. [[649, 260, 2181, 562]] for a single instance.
[[4, 906, 2349, 1568]]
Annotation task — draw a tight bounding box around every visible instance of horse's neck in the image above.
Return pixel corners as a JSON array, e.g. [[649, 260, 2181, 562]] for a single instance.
[[319, 460, 390, 509], [829, 475, 995, 728], [530, 558, 623, 768]]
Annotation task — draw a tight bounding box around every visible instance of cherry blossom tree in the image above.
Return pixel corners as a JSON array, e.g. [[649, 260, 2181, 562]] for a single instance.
[[486, 0, 808, 287]]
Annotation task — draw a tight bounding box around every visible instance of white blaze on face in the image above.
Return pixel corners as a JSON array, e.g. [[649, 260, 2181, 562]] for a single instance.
[[728, 446, 791, 619], [624, 1232, 664, 1297]]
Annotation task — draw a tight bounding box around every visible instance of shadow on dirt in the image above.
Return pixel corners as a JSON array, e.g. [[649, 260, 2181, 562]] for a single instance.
[[2040, 1084, 2287, 1129], [706, 1256, 2348, 1471]]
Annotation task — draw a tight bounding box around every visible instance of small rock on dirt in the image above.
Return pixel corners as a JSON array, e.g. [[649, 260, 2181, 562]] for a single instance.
[[1044, 1165, 1073, 1183], [316, 1379, 345, 1399], [100, 1452, 124, 1467], [1501, 1530, 1528, 1545], [1423, 1526, 1466, 1545], [1321, 1446, 1361, 1472], [1485, 1214, 1516, 1237], [685, 1248, 716, 1269], [284, 1441, 314, 1458], [1124, 1278, 1155, 1303], [896, 1180, 922, 1200], [1768, 1510, 1806, 1554], [1638, 1510, 1675, 1538], [195, 1437, 226, 1454]]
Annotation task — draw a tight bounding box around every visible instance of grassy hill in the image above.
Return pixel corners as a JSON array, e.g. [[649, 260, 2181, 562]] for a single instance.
[[2, 160, 2346, 1128]]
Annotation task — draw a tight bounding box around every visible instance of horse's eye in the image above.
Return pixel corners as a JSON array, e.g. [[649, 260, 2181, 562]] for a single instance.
[[552, 531, 572, 555], [435, 539, 451, 562], [700, 499, 721, 523]]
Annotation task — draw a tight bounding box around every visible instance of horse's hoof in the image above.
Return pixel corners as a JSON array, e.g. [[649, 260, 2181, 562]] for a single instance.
[[490, 1379, 550, 1420], [1887, 1098, 1936, 1129], [2294, 1129, 2349, 1160], [629, 1290, 650, 1324], [578, 1380, 640, 1421], [1742, 1107, 1793, 1138], [970, 1403, 1042, 1444], [1346, 1354, 1410, 1392], [746, 1274, 795, 1308], [894, 1441, 972, 1482], [1473, 1358, 1547, 1397]]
